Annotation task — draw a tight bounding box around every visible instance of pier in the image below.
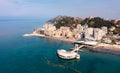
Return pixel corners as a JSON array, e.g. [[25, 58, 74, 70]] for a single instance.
[[71, 45, 85, 52]]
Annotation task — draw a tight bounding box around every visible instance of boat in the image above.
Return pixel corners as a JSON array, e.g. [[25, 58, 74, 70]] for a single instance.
[[57, 49, 80, 59]]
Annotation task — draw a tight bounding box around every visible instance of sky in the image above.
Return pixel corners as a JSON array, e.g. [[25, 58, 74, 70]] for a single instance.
[[0, 0, 120, 19]]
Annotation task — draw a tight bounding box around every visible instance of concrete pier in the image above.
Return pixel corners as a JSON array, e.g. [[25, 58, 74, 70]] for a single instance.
[[71, 45, 84, 52]]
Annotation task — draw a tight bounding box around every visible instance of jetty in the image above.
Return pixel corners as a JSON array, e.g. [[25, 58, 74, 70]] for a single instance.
[[23, 32, 45, 37]]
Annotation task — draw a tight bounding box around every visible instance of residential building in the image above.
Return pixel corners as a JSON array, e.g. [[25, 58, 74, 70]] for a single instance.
[[84, 28, 94, 40], [74, 33, 82, 40], [83, 24, 88, 30], [43, 23, 56, 31], [43, 23, 56, 36], [60, 26, 70, 31], [54, 30, 62, 37], [84, 28, 105, 41], [76, 24, 84, 32], [66, 31, 74, 39], [73, 29, 81, 34], [60, 26, 70, 37], [102, 38, 112, 44], [93, 28, 104, 40], [101, 26, 108, 35]]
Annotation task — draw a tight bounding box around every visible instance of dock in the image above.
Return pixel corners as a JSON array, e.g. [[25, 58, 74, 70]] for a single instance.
[[57, 45, 84, 60]]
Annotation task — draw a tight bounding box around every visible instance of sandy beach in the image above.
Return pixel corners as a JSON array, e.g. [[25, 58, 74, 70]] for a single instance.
[[91, 43, 120, 55], [94, 43, 120, 51]]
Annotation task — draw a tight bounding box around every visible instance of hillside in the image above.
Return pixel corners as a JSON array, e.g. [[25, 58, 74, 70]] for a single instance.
[[47, 16, 120, 34]]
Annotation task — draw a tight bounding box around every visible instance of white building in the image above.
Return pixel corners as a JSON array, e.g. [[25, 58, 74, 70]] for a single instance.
[[76, 24, 83, 32], [84, 28, 94, 40], [83, 24, 88, 30], [101, 26, 108, 35], [93, 28, 104, 40], [84, 28, 106, 41]]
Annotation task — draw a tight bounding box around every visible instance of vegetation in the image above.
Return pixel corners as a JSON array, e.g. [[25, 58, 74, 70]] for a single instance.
[[81, 17, 114, 28], [47, 16, 82, 28], [47, 15, 119, 34]]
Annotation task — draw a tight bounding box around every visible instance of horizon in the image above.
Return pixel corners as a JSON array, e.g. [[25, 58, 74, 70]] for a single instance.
[[0, 0, 120, 19]]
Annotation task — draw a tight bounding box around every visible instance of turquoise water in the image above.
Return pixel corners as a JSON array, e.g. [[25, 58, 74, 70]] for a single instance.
[[0, 19, 120, 73]]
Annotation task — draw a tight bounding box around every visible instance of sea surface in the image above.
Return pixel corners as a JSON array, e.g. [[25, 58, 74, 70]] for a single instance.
[[0, 18, 120, 73]]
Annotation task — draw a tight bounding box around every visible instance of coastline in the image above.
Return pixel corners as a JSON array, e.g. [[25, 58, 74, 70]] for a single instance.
[[92, 43, 120, 55], [23, 33, 120, 55], [23, 32, 75, 43]]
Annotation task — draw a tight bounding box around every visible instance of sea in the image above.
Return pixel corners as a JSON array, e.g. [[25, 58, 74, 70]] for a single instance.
[[0, 18, 120, 73]]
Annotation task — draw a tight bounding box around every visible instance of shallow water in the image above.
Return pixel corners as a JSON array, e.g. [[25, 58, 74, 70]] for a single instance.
[[0, 19, 120, 73]]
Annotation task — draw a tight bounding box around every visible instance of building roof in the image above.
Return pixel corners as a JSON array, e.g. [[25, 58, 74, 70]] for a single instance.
[[57, 49, 77, 56]]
